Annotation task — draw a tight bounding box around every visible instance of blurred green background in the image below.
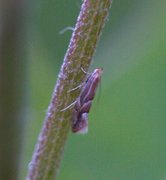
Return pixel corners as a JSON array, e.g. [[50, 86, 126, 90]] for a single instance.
[[17, 0, 166, 179]]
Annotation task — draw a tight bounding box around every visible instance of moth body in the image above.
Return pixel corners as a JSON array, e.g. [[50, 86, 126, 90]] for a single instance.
[[72, 68, 103, 134]]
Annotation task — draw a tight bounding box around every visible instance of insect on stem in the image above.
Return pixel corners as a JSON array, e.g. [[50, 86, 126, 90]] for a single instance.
[[72, 68, 103, 134]]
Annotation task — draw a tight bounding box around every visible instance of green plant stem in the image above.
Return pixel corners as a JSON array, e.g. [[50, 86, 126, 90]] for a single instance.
[[26, 0, 112, 179], [0, 1, 27, 180]]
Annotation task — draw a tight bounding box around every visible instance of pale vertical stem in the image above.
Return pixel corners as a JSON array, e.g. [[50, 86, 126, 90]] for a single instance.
[[26, 0, 112, 179]]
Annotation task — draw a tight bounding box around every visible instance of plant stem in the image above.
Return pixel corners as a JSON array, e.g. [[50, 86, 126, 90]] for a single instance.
[[0, 1, 27, 180], [26, 0, 112, 179]]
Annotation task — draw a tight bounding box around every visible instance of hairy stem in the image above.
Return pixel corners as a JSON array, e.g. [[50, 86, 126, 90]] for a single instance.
[[26, 0, 112, 179]]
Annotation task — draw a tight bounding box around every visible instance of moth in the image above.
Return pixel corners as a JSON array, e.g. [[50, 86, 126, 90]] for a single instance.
[[72, 68, 103, 134]]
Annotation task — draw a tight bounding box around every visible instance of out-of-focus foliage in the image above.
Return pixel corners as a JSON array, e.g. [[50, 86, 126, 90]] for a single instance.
[[20, 0, 166, 179]]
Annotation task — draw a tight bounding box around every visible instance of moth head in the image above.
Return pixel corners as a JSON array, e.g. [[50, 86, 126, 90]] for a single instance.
[[72, 113, 88, 134]]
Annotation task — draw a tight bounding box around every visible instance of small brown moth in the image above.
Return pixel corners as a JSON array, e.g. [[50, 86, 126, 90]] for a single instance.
[[72, 68, 103, 134]]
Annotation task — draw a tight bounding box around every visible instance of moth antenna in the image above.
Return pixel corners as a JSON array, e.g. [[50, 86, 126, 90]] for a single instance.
[[68, 84, 83, 93], [59, 26, 74, 34], [81, 67, 91, 75], [60, 100, 77, 112]]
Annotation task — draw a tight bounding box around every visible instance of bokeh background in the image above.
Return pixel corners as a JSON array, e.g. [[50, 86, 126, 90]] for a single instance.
[[1, 0, 166, 179]]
